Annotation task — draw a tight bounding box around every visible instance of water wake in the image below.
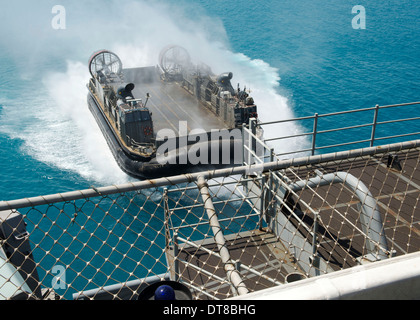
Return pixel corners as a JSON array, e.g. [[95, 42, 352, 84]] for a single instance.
[[0, 0, 306, 185]]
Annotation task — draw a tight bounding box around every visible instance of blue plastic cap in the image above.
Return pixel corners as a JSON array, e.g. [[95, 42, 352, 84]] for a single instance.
[[154, 285, 176, 300]]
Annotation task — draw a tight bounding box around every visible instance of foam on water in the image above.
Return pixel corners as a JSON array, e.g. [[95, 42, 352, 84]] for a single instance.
[[0, 0, 305, 186]]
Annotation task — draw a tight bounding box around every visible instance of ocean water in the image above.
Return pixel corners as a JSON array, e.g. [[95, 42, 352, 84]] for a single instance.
[[0, 0, 419, 199], [0, 0, 418, 297]]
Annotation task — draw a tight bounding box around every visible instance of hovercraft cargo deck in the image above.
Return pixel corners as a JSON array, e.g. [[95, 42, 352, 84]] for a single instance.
[[87, 46, 260, 179]]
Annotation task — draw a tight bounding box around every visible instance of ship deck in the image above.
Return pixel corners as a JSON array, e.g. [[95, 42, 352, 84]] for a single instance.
[[166, 230, 301, 300], [124, 67, 227, 134], [282, 147, 420, 264], [165, 145, 420, 299]]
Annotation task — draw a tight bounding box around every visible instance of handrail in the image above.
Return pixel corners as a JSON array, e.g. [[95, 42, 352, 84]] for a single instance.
[[252, 101, 420, 159], [377, 101, 420, 109], [258, 101, 420, 127], [1, 139, 420, 212]]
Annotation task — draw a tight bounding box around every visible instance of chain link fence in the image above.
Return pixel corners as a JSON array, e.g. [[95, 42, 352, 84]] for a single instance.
[[0, 140, 419, 300]]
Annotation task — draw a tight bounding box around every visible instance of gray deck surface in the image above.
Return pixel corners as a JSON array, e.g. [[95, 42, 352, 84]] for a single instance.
[[124, 67, 227, 134], [166, 147, 420, 299]]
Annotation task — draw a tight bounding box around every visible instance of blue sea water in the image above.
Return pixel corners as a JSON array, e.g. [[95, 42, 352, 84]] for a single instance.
[[0, 0, 419, 199], [0, 0, 419, 297]]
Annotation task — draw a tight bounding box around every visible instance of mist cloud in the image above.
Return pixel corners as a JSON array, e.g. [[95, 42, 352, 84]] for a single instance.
[[0, 0, 306, 185], [0, 0, 229, 69]]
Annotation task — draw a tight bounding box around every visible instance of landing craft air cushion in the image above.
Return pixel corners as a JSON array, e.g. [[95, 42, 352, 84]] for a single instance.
[[87, 45, 260, 179]]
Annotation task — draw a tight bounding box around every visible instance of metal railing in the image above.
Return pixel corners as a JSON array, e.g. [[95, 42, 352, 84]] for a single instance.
[[1, 101, 420, 300], [258, 101, 420, 158], [1, 139, 420, 299]]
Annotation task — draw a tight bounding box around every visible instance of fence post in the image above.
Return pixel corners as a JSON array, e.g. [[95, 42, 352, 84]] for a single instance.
[[197, 176, 249, 296], [163, 188, 170, 250], [173, 232, 179, 282], [311, 113, 318, 156], [311, 212, 320, 276], [259, 174, 266, 231], [242, 123, 245, 165], [250, 118, 257, 164], [370, 104, 380, 147]]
